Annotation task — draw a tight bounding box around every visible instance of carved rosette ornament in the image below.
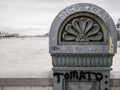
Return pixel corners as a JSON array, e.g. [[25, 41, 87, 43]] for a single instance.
[[62, 17, 103, 42]]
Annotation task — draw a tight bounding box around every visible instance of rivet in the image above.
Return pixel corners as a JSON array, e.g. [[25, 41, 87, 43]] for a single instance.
[[105, 75, 108, 78], [105, 81, 108, 84], [104, 88, 108, 90]]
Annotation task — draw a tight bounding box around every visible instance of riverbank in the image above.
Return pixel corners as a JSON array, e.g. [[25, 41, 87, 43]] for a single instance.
[[0, 37, 119, 78]]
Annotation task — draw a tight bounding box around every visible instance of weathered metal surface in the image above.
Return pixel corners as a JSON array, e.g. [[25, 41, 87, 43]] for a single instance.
[[49, 3, 117, 90], [53, 67, 111, 90], [52, 55, 113, 67], [49, 3, 117, 54]]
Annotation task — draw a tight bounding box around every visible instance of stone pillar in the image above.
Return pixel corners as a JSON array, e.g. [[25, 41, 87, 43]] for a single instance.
[[49, 3, 117, 90]]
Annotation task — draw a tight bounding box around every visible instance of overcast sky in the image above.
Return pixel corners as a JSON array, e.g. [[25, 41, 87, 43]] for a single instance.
[[0, 0, 120, 35]]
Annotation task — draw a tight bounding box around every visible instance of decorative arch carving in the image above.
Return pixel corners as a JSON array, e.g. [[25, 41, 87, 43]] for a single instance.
[[58, 12, 107, 45]]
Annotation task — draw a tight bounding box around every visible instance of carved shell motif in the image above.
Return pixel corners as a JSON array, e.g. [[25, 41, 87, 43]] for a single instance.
[[62, 17, 103, 42]]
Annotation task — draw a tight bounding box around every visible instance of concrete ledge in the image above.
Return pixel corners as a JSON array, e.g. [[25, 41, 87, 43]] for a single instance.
[[111, 79, 120, 87], [0, 78, 119, 87], [0, 78, 53, 86]]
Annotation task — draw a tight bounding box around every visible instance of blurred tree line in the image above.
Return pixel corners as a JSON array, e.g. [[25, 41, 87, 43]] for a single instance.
[[117, 18, 120, 41], [117, 29, 120, 41], [0, 31, 20, 38]]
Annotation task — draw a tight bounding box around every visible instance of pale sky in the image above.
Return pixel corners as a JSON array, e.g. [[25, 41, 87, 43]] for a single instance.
[[0, 0, 120, 35]]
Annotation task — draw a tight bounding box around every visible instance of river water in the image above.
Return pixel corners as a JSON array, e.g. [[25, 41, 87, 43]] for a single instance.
[[0, 38, 120, 78]]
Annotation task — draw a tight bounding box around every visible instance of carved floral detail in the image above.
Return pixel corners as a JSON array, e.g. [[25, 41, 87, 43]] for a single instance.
[[62, 17, 103, 42]]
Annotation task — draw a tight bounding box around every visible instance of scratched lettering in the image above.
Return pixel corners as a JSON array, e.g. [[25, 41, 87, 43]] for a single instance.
[[59, 4, 111, 20], [59, 5, 83, 19], [89, 6, 110, 19]]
